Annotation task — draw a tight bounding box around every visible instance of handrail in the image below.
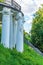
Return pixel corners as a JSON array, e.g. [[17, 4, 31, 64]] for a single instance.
[[0, 2, 24, 16]]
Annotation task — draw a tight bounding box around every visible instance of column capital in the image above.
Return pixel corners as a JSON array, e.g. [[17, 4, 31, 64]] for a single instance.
[[16, 12, 23, 20], [2, 7, 11, 15]]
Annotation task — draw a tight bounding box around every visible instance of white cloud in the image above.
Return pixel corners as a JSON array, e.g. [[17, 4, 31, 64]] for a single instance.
[[14, 0, 43, 33], [15, 0, 43, 15], [14, 0, 39, 15]]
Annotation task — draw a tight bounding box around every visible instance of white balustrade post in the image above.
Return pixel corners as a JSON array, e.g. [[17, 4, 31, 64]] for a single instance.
[[16, 13, 24, 52], [1, 7, 11, 48]]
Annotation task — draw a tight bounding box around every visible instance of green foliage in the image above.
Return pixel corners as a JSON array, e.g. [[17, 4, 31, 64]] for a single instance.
[[0, 43, 43, 65], [0, 0, 4, 2], [0, 26, 2, 42], [24, 32, 31, 42], [31, 6, 43, 52]]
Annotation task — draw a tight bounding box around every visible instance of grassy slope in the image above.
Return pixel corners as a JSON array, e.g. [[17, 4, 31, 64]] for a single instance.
[[0, 43, 43, 65]]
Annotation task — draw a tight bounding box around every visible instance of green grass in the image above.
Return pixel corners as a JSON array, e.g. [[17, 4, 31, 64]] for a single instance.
[[0, 43, 43, 65]]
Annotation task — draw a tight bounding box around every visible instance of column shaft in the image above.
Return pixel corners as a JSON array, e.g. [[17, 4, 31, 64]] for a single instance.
[[9, 14, 14, 49], [16, 13, 24, 52], [1, 7, 11, 48], [13, 20, 17, 48]]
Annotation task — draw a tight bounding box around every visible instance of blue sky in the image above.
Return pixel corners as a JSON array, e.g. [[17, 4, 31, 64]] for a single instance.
[[15, 0, 43, 33]]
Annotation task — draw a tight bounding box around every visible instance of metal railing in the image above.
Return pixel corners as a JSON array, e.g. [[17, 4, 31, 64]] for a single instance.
[[12, 0, 21, 10], [0, 0, 21, 11]]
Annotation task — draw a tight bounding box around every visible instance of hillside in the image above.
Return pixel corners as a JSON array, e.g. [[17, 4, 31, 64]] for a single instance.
[[0, 43, 43, 65]]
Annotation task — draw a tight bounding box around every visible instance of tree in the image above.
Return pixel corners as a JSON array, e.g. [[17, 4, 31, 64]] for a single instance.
[[31, 6, 43, 52], [0, 0, 4, 2]]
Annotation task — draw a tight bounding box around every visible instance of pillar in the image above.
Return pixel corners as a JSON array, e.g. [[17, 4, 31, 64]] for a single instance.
[[1, 7, 12, 48], [9, 13, 14, 49], [16, 13, 24, 52], [13, 20, 17, 48]]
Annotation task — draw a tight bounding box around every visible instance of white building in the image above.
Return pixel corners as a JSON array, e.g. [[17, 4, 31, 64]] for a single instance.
[[1, 0, 24, 52]]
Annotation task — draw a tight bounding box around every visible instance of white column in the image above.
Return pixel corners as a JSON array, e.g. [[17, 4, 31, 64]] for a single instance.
[[16, 13, 24, 52], [1, 7, 11, 48], [9, 13, 14, 49], [13, 20, 17, 48]]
